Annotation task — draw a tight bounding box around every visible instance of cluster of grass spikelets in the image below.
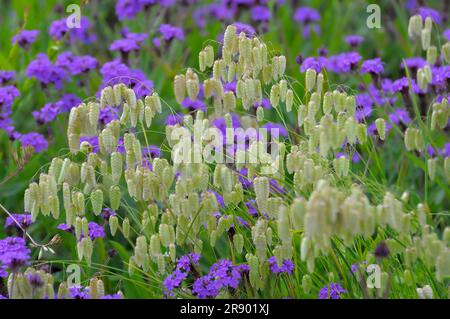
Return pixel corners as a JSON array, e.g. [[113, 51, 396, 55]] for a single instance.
[[9, 20, 448, 299]]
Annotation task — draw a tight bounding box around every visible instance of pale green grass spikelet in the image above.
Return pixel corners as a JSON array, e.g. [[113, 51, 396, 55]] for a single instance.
[[442, 42, 450, 63], [123, 217, 130, 238], [305, 68, 316, 92], [421, 28, 431, 50], [91, 189, 103, 215], [408, 14, 423, 38], [316, 73, 324, 94], [426, 46, 437, 64], [109, 215, 118, 236], [285, 89, 294, 112], [375, 118, 386, 140], [174, 74, 186, 104], [427, 158, 437, 181], [270, 83, 280, 108]]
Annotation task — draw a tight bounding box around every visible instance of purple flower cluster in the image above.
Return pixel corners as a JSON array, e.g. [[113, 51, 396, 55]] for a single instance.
[[100, 60, 153, 98], [294, 7, 320, 38], [110, 30, 148, 53], [115, 0, 177, 20], [56, 52, 98, 75], [300, 52, 362, 74], [0, 71, 15, 85], [0, 85, 20, 137], [318, 283, 347, 299], [361, 58, 384, 75], [11, 30, 39, 49], [192, 260, 249, 299], [49, 17, 96, 43], [163, 252, 200, 296], [268, 256, 295, 275], [26, 53, 68, 89], [153, 24, 184, 47], [57, 222, 105, 240], [327, 52, 362, 73], [345, 35, 364, 47], [68, 285, 91, 299], [33, 94, 82, 125], [0, 236, 31, 271], [19, 132, 48, 152], [251, 6, 271, 22], [4, 213, 32, 229]]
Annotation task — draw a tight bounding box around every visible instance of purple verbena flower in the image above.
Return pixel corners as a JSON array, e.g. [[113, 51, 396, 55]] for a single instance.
[[268, 256, 295, 274], [176, 253, 200, 272], [88, 222, 105, 240], [4, 214, 32, 229], [327, 52, 361, 73], [19, 132, 48, 152], [26, 53, 67, 89], [33, 102, 60, 124], [159, 24, 184, 41], [0, 237, 31, 271], [251, 6, 271, 22], [318, 283, 347, 299], [11, 30, 39, 49], [345, 35, 363, 47], [361, 58, 384, 75], [56, 52, 98, 75], [300, 56, 327, 72], [417, 7, 442, 24], [0, 71, 15, 85]]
